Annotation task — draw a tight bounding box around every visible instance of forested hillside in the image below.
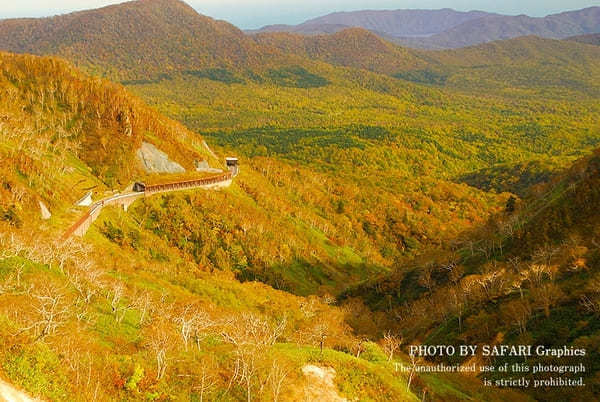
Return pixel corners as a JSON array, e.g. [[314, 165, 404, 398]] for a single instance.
[[1, 0, 599, 400], [254, 28, 428, 74], [256, 30, 600, 96], [343, 149, 600, 401], [567, 33, 600, 46], [0, 0, 286, 81], [0, 51, 214, 208], [4, 0, 596, 294], [0, 49, 533, 401]]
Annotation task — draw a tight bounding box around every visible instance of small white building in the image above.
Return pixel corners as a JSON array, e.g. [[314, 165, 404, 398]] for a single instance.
[[226, 157, 239, 176]]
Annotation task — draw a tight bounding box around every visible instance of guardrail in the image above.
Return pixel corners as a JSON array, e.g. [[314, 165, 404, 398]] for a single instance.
[[61, 172, 234, 241], [145, 172, 233, 194]]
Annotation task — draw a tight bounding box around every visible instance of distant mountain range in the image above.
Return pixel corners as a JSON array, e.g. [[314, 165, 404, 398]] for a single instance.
[[1, 0, 599, 96], [249, 7, 600, 49], [247, 9, 494, 37]]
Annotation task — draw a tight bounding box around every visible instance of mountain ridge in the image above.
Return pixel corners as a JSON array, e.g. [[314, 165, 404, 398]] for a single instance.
[[250, 6, 600, 50], [399, 6, 600, 49], [0, 0, 282, 80], [248, 8, 495, 37], [255, 29, 600, 96]]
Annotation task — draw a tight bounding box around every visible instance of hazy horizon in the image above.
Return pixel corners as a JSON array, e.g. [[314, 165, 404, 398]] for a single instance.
[[1, 0, 598, 29]]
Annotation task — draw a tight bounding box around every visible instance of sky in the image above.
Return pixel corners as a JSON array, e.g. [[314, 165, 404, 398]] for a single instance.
[[2, 0, 598, 29]]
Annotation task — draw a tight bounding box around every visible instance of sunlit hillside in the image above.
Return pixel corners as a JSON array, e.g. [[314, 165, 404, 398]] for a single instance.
[[344, 149, 600, 401], [0, 50, 533, 401], [0, 0, 599, 400]]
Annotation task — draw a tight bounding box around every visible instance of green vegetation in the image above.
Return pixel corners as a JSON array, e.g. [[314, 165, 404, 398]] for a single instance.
[[394, 69, 448, 85], [1, 1, 600, 400], [183, 68, 245, 84], [266, 66, 330, 88], [344, 150, 600, 401], [456, 159, 561, 197]]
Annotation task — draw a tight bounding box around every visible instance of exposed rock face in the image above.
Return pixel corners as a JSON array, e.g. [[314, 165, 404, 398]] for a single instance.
[[136, 142, 185, 174], [301, 365, 347, 402], [195, 160, 222, 173]]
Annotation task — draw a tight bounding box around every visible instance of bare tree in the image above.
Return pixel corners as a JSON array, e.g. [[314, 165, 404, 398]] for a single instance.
[[502, 299, 532, 335], [449, 288, 466, 332], [381, 331, 402, 362], [174, 305, 196, 351], [69, 268, 102, 305], [146, 327, 175, 380], [268, 358, 290, 402], [172, 305, 217, 352], [131, 290, 153, 327], [353, 337, 367, 358], [20, 285, 70, 339], [579, 295, 600, 315], [221, 313, 287, 402], [193, 311, 216, 351], [108, 283, 132, 324], [407, 351, 418, 393], [531, 283, 562, 318], [192, 359, 218, 402], [307, 322, 329, 355]]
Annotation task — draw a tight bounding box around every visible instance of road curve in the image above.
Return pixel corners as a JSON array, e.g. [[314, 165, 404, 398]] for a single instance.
[[62, 171, 235, 241]]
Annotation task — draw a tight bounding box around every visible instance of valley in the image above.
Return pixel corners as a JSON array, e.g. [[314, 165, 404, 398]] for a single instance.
[[0, 0, 599, 400]]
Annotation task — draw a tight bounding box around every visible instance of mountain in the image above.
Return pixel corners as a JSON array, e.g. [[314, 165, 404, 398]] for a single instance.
[[567, 32, 600, 46], [251, 7, 600, 50], [421, 36, 600, 93], [248, 9, 495, 37], [0, 0, 279, 80], [247, 22, 352, 36], [254, 28, 428, 74], [399, 7, 600, 49], [3, 0, 599, 95], [2, 0, 600, 400], [256, 29, 600, 96]]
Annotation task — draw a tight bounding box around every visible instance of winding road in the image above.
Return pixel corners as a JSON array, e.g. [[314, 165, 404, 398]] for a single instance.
[[62, 170, 236, 241]]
